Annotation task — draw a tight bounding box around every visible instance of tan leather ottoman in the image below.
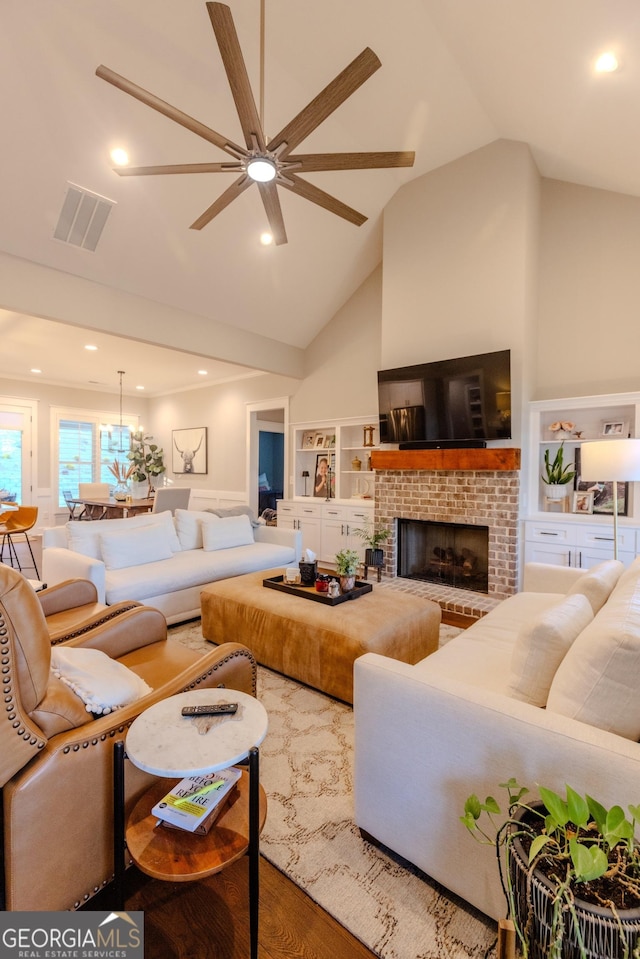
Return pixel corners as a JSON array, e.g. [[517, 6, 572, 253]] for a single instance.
[[200, 569, 441, 703]]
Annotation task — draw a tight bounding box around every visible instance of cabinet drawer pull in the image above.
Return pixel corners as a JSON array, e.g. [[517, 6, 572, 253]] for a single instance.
[[539, 531, 559, 537], [594, 536, 614, 542]]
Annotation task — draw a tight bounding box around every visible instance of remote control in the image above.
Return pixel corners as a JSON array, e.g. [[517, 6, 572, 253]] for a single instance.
[[181, 703, 238, 717]]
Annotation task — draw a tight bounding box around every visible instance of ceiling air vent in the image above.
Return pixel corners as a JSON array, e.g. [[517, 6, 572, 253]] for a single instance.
[[53, 182, 115, 252]]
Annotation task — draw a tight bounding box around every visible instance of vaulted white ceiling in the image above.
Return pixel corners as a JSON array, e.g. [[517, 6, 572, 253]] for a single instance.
[[1, 0, 638, 392]]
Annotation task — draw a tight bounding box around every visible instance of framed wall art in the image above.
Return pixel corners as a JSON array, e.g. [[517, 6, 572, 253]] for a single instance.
[[172, 427, 207, 474], [574, 447, 628, 516], [313, 452, 335, 498]]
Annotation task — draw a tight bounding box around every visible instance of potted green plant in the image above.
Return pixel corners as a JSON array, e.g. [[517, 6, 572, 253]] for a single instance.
[[541, 442, 576, 501], [352, 522, 391, 570], [127, 432, 165, 497], [461, 778, 640, 958], [335, 548, 360, 592]]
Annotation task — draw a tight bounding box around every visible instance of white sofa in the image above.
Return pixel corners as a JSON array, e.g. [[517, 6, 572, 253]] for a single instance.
[[42, 508, 302, 624], [354, 558, 640, 921]]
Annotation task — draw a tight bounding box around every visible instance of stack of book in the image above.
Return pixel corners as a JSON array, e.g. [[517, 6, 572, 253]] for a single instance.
[[152, 766, 242, 835]]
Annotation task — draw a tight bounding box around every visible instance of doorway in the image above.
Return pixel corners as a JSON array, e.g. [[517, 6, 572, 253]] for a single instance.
[[246, 398, 289, 518]]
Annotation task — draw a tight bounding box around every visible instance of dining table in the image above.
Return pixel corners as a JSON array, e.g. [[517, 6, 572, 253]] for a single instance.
[[68, 496, 155, 520]]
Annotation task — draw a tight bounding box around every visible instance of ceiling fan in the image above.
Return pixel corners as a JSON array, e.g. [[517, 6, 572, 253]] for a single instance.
[[96, 2, 415, 245]]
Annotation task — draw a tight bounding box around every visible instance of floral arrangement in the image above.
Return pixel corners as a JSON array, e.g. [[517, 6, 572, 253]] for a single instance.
[[107, 459, 136, 483], [549, 420, 575, 434]]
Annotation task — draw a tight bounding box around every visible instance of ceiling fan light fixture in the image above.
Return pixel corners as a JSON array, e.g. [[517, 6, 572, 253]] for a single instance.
[[260, 231, 273, 245], [246, 157, 277, 182]]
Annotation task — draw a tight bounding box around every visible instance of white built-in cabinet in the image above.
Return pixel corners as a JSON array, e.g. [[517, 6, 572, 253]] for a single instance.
[[278, 416, 377, 565], [526, 392, 640, 568]]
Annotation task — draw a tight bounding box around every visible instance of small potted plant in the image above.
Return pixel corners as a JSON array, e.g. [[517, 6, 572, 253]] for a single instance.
[[335, 548, 360, 592], [461, 778, 640, 958], [541, 441, 576, 502], [352, 522, 391, 570]]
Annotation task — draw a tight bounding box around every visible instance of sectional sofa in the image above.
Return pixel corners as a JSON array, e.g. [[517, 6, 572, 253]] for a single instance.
[[42, 508, 302, 624], [354, 557, 640, 921]]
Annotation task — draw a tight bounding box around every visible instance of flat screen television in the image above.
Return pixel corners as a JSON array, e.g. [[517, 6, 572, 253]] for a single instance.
[[377, 349, 511, 448]]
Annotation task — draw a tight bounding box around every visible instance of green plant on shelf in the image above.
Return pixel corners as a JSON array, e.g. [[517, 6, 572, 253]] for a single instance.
[[541, 441, 576, 485]]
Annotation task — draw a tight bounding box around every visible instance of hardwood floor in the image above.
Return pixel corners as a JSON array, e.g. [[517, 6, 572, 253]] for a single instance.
[[84, 856, 376, 959]]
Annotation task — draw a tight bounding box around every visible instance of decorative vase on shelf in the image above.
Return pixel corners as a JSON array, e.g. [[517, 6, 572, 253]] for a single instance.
[[113, 481, 130, 501]]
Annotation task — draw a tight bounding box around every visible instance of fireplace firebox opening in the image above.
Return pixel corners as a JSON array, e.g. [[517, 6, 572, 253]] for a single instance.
[[397, 518, 489, 593]]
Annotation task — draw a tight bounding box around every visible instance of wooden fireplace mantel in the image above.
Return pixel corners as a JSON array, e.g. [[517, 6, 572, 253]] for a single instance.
[[371, 447, 521, 472]]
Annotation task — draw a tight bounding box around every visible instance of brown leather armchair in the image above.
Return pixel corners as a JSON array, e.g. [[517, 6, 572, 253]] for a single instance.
[[0, 564, 257, 912], [37, 577, 143, 645]]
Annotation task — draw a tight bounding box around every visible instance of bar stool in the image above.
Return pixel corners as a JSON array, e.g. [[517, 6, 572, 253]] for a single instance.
[[0, 504, 40, 577]]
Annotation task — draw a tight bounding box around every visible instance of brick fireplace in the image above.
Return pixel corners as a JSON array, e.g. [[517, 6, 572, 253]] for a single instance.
[[372, 448, 521, 611]]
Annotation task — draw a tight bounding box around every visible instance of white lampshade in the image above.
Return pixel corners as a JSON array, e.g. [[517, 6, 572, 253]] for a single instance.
[[580, 439, 640, 481]]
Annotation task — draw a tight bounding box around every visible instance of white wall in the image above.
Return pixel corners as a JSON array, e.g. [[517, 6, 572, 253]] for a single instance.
[[380, 138, 541, 446], [148, 373, 300, 492], [290, 265, 382, 424], [537, 179, 640, 399]]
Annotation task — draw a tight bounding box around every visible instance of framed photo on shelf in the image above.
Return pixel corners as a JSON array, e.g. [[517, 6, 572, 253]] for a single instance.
[[574, 447, 628, 516], [172, 427, 207, 474], [324, 433, 336, 449], [314, 433, 325, 449], [602, 421, 627, 436], [572, 490, 594, 514], [302, 431, 316, 450], [313, 452, 335, 498]]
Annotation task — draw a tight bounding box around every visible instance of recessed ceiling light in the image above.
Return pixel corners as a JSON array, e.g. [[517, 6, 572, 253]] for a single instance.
[[84, 344, 98, 351], [136, 385, 145, 391], [595, 51, 619, 73], [198, 370, 208, 376], [260, 232, 273, 246], [30, 368, 41, 374], [110, 147, 129, 166]]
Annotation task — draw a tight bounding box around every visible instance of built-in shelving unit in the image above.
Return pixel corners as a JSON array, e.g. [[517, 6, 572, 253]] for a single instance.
[[525, 391, 640, 568], [279, 416, 379, 564]]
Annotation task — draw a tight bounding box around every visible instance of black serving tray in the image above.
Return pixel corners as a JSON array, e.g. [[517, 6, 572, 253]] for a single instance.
[[263, 575, 373, 606]]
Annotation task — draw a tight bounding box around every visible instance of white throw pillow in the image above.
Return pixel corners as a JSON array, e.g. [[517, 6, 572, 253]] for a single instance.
[[174, 508, 220, 550], [99, 523, 175, 570], [547, 562, 640, 739], [566, 559, 624, 614], [67, 509, 180, 560], [201, 513, 254, 551], [508, 594, 594, 707], [51, 646, 152, 715]]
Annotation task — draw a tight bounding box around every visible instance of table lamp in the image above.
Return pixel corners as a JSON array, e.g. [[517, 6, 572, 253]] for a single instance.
[[301, 470, 310, 496], [579, 439, 640, 559]]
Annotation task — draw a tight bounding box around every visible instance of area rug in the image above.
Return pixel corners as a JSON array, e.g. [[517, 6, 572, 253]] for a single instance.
[[169, 619, 496, 959]]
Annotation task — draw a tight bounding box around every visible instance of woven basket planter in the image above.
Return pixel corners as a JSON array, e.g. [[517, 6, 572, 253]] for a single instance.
[[508, 804, 640, 959]]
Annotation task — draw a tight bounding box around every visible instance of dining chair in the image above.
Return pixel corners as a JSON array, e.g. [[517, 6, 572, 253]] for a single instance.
[[152, 487, 191, 514], [78, 482, 111, 520]]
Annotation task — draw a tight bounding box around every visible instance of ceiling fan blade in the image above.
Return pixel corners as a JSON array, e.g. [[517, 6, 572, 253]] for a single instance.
[[279, 174, 367, 226], [96, 64, 245, 159], [206, 3, 265, 152], [116, 162, 243, 176], [268, 48, 381, 158], [190, 175, 252, 230], [257, 181, 287, 246], [288, 151, 415, 172]]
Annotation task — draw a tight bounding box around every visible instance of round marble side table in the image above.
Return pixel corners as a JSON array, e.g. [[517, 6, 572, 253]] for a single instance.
[[114, 688, 268, 959]]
